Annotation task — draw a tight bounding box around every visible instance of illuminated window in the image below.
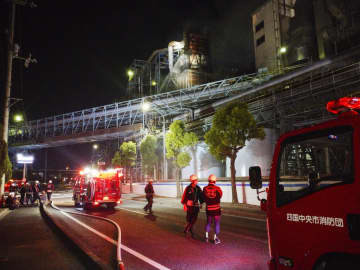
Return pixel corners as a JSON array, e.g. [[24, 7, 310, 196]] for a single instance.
[[256, 35, 265, 47], [255, 21, 264, 32]]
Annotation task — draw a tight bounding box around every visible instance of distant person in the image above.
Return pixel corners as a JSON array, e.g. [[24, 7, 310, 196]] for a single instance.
[[46, 180, 55, 202], [203, 174, 223, 244], [143, 179, 154, 214], [181, 174, 204, 237], [32, 181, 41, 205], [19, 183, 26, 206], [25, 183, 33, 206]]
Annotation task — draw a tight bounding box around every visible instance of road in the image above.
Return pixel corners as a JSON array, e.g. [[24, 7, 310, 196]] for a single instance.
[[48, 191, 269, 270]]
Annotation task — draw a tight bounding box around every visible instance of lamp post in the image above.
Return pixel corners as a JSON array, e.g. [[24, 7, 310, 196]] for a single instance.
[[141, 102, 167, 180]]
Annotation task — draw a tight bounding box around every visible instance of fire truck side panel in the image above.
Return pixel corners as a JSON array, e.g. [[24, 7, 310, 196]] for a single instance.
[[267, 116, 360, 269]]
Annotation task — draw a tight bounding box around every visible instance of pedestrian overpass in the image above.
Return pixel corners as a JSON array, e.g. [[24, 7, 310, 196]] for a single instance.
[[9, 47, 360, 150]]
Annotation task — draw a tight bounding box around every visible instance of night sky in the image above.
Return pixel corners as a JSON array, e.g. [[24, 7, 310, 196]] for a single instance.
[[1, 0, 267, 172]]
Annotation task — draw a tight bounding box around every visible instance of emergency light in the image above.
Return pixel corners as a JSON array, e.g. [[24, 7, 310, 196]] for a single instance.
[[327, 97, 360, 115]]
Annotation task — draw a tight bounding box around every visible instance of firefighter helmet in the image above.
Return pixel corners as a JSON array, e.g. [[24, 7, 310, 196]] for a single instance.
[[189, 174, 198, 182], [208, 174, 217, 183], [49, 180, 52, 184], [148, 179, 153, 182]]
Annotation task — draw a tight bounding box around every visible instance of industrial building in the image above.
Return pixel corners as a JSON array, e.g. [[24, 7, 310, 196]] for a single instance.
[[126, 27, 210, 98], [252, 0, 360, 72]]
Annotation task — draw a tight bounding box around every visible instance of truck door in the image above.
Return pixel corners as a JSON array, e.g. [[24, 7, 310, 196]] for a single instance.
[[271, 125, 358, 269]]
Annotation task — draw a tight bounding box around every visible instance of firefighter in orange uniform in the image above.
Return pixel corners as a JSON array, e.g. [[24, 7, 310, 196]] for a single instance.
[[46, 180, 55, 202], [143, 179, 154, 214], [203, 174, 223, 244], [181, 174, 204, 237]]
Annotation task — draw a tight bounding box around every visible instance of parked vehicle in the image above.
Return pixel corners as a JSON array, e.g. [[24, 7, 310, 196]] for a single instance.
[[73, 167, 123, 210], [250, 97, 360, 269]]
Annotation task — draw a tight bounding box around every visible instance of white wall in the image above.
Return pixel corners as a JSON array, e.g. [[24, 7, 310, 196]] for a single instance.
[[181, 141, 223, 179], [226, 128, 278, 177]]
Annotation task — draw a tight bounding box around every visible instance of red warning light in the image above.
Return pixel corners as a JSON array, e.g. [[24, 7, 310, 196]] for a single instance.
[[326, 97, 360, 115]]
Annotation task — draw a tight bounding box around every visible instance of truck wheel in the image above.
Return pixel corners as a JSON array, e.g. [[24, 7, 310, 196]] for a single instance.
[[83, 202, 92, 210], [74, 198, 80, 207], [107, 203, 116, 209]]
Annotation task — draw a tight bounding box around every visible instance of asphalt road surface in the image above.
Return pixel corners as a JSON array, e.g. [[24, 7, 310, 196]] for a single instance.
[[49, 192, 269, 270]]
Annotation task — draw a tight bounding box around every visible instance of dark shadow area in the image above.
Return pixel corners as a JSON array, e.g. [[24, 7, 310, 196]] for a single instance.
[[144, 213, 157, 221]]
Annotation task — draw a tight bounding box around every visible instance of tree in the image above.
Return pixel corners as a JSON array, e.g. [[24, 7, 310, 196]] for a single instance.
[[112, 141, 137, 191], [0, 140, 12, 194], [140, 135, 159, 179], [204, 102, 265, 204], [165, 120, 197, 197]]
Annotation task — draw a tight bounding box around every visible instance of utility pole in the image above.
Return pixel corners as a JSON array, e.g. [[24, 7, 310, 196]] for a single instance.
[[1, 0, 37, 195]]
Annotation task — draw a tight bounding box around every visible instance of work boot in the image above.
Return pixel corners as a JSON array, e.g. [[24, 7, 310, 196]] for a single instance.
[[214, 237, 221, 245], [189, 228, 195, 238], [183, 223, 190, 234]]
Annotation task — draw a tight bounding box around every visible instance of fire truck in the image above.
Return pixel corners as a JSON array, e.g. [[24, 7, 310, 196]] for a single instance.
[[250, 97, 360, 269], [73, 168, 123, 210]]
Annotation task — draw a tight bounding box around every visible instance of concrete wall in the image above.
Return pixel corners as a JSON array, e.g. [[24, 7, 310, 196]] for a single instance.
[[252, 0, 278, 71]]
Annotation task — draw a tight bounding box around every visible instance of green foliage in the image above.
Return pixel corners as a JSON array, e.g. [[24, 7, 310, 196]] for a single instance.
[[0, 140, 12, 180], [205, 102, 265, 160], [176, 151, 191, 169], [112, 141, 137, 168], [140, 135, 158, 175], [165, 120, 186, 159], [111, 151, 122, 167], [205, 101, 265, 203], [165, 120, 198, 169], [183, 132, 198, 149]]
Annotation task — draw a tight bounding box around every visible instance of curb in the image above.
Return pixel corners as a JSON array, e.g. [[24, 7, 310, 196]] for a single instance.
[[40, 203, 109, 270]]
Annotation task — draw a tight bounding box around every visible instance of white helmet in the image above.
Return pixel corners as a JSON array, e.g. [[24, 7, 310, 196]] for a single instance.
[[49, 180, 52, 184]]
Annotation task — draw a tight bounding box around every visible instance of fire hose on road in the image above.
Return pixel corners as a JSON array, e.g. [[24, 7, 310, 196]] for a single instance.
[[49, 202, 125, 270]]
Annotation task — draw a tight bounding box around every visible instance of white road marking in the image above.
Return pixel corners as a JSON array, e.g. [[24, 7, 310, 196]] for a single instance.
[[57, 207, 170, 270]]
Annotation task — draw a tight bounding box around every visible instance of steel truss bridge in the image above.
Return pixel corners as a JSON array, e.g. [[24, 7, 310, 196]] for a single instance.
[[9, 48, 360, 150]]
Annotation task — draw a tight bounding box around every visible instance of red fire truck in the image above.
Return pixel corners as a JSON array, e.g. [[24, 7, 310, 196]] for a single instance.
[[250, 97, 360, 269], [73, 168, 123, 210]]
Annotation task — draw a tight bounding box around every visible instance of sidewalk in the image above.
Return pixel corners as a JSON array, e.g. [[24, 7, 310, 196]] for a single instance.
[[122, 193, 266, 221], [0, 206, 98, 270]]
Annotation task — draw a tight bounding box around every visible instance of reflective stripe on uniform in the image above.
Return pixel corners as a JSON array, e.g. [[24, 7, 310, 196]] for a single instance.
[[206, 204, 220, 210]]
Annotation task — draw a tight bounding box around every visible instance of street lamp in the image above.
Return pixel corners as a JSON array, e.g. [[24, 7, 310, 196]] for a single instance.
[[14, 114, 23, 122], [279, 46, 287, 54], [127, 69, 134, 81], [93, 144, 98, 150], [141, 102, 167, 180]]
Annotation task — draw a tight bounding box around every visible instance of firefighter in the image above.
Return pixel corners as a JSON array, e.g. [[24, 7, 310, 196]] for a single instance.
[[46, 180, 55, 202], [181, 174, 204, 237], [32, 181, 41, 205], [19, 182, 26, 206], [203, 174, 223, 244], [143, 179, 154, 214], [25, 182, 33, 206]]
